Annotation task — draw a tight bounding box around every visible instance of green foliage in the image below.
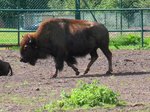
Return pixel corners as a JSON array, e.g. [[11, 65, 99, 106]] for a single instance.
[[121, 0, 140, 8], [136, 0, 150, 8], [0, 0, 49, 9], [36, 80, 125, 112], [143, 37, 150, 49], [110, 34, 150, 49], [0, 0, 149, 9], [99, 0, 118, 9]]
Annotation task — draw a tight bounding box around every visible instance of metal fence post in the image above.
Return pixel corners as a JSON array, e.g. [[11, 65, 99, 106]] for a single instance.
[[75, 0, 81, 20], [17, 14, 20, 46], [120, 0, 123, 35], [116, 12, 118, 29], [104, 12, 106, 26], [17, 0, 20, 46], [141, 9, 144, 47]]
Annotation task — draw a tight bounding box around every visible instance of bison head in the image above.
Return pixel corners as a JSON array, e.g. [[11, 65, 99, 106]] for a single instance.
[[20, 34, 38, 66]]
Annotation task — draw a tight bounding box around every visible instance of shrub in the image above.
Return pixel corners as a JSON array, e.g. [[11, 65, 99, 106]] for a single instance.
[[110, 34, 142, 49], [36, 80, 125, 112]]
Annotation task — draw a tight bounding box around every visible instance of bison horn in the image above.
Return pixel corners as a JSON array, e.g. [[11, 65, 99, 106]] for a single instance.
[[27, 34, 31, 38]]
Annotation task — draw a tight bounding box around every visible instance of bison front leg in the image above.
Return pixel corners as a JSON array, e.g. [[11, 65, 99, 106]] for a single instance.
[[84, 50, 98, 75], [52, 53, 65, 78]]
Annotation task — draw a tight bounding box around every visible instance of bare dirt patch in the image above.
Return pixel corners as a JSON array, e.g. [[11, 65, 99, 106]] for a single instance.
[[0, 49, 150, 112]]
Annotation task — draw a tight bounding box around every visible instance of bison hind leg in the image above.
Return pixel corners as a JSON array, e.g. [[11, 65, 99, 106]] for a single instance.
[[99, 43, 113, 74], [66, 56, 79, 75], [66, 56, 77, 65], [84, 49, 98, 75]]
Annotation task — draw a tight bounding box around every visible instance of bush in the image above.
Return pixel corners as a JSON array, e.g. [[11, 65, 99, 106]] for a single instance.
[[36, 80, 125, 112], [144, 37, 150, 49], [110, 34, 142, 49]]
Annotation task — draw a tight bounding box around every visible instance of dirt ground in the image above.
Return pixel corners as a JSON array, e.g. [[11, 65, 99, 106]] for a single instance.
[[0, 49, 150, 112]]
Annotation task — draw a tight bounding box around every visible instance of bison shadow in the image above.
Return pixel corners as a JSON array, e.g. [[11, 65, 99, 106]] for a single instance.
[[57, 71, 150, 79]]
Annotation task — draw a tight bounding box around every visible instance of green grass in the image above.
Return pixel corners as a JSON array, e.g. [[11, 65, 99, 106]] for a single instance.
[[0, 32, 27, 44], [0, 28, 30, 44], [0, 32, 18, 44], [35, 80, 126, 112]]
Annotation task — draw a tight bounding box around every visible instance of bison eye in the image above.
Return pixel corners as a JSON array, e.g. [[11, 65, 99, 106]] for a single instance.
[[29, 40, 32, 44], [24, 45, 28, 49]]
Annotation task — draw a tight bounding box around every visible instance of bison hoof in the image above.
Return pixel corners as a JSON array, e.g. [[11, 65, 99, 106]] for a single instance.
[[76, 71, 80, 76], [83, 69, 89, 75], [83, 71, 88, 75], [51, 74, 57, 78], [106, 71, 112, 75]]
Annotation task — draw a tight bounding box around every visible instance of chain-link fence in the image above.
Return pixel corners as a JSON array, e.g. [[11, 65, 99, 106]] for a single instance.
[[0, 0, 150, 49]]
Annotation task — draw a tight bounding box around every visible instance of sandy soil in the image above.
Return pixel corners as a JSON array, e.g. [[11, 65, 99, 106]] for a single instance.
[[0, 49, 150, 112]]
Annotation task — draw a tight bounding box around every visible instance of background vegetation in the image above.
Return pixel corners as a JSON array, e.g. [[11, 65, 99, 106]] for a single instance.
[[0, 0, 150, 9], [0, 0, 149, 48]]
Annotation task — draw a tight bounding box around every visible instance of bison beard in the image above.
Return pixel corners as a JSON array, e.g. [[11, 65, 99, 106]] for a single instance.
[[20, 18, 112, 78]]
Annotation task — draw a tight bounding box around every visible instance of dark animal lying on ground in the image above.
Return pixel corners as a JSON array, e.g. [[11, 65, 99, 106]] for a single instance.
[[20, 18, 112, 78], [0, 60, 13, 76]]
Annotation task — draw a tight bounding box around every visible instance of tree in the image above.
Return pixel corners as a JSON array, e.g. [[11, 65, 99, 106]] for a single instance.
[[25, 0, 49, 9], [0, 0, 50, 28], [137, 0, 150, 8]]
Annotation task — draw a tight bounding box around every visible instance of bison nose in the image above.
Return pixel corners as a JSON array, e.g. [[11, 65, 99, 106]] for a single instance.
[[20, 58, 23, 62]]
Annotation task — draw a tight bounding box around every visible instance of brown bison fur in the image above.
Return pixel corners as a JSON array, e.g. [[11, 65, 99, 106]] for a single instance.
[[0, 60, 13, 76], [20, 18, 112, 78]]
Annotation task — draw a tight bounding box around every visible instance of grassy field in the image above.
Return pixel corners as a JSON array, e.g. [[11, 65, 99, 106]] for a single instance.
[[0, 32, 19, 44], [0, 28, 31, 45]]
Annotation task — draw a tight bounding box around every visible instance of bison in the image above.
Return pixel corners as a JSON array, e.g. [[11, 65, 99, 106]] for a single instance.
[[0, 60, 13, 76], [20, 18, 112, 78]]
